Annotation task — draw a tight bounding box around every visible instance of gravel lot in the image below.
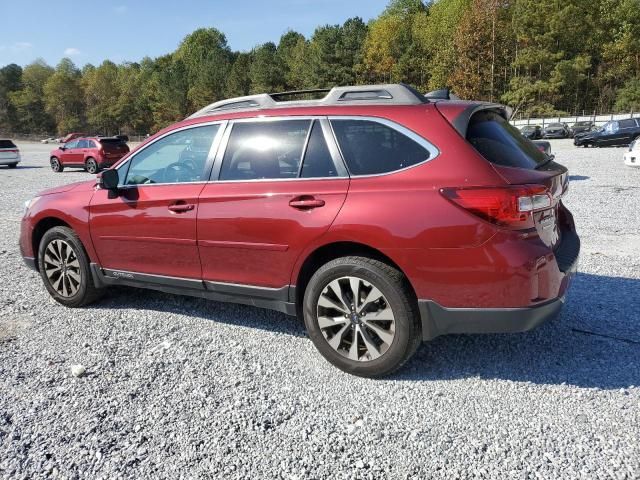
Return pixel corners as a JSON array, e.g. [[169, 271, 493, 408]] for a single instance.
[[1, 140, 639, 479]]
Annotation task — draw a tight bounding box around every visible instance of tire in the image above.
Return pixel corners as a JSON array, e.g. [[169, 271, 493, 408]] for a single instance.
[[8, 163, 17, 169], [303, 256, 421, 378], [85, 157, 99, 174], [37, 226, 104, 307], [50, 157, 63, 172]]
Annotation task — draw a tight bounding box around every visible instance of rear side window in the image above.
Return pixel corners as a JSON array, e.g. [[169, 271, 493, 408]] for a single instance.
[[220, 120, 310, 180], [0, 140, 16, 148], [618, 119, 637, 129], [467, 111, 547, 169], [330, 119, 431, 175]]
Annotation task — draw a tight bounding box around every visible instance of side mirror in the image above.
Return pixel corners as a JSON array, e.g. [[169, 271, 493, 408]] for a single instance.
[[99, 168, 120, 191], [60, 145, 66, 151]]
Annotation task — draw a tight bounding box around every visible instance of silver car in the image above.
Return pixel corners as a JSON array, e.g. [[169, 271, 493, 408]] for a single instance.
[[0, 139, 21, 168]]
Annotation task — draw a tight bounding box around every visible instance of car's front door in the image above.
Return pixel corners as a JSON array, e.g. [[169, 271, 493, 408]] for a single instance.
[[61, 140, 82, 165], [197, 118, 349, 290], [89, 123, 225, 280]]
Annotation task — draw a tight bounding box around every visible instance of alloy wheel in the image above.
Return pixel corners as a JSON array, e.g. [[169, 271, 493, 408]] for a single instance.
[[316, 276, 396, 362], [50, 158, 60, 171], [43, 239, 81, 297], [86, 159, 98, 174]]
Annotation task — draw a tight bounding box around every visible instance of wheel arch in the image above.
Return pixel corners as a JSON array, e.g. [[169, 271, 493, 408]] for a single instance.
[[294, 241, 417, 310], [31, 217, 72, 271]]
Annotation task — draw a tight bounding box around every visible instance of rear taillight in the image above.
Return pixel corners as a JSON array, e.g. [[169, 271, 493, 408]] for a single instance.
[[440, 185, 552, 230]]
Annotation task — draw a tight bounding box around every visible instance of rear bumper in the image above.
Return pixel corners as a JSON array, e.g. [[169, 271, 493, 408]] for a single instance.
[[0, 158, 20, 165], [419, 296, 565, 340]]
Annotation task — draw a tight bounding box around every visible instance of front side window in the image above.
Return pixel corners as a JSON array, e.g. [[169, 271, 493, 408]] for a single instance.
[[330, 119, 431, 175], [219, 120, 310, 180], [123, 124, 219, 185], [65, 140, 79, 149], [603, 121, 619, 134]]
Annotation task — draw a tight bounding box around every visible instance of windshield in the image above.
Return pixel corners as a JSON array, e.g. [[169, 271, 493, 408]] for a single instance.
[[548, 123, 564, 128], [574, 122, 591, 126], [467, 111, 548, 169]]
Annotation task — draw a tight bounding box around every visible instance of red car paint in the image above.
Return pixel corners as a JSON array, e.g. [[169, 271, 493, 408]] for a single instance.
[[22, 100, 578, 315]]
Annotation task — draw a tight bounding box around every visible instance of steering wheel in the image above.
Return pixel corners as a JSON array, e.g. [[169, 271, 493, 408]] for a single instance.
[[163, 161, 197, 183]]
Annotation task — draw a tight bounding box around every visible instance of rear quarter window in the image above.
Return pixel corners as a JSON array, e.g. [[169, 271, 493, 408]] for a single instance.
[[330, 119, 432, 175], [467, 111, 547, 169], [0, 140, 16, 148]]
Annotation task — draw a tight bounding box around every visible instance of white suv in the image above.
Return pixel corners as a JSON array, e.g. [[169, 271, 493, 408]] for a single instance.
[[0, 139, 21, 168]]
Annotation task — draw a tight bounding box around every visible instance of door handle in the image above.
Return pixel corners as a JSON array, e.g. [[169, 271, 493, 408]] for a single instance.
[[168, 203, 195, 213], [289, 196, 325, 210]]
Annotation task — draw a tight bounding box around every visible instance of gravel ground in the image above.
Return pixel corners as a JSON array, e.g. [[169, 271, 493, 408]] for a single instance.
[[1, 140, 639, 479]]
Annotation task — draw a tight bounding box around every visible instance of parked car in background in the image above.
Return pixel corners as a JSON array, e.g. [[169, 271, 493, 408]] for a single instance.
[[520, 125, 542, 139], [41, 137, 61, 144], [543, 122, 570, 139], [569, 121, 594, 137], [574, 118, 640, 147], [532, 140, 553, 157], [50, 136, 130, 173], [624, 137, 639, 167], [0, 139, 21, 168], [22, 84, 580, 377], [61, 132, 88, 144]]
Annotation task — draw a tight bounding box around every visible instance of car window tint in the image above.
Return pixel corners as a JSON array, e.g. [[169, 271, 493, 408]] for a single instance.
[[0, 140, 16, 148], [65, 140, 78, 149], [123, 124, 219, 185], [300, 121, 337, 178], [77, 139, 88, 148], [330, 119, 430, 175], [467, 110, 547, 169], [618, 119, 636, 129], [220, 120, 310, 180]]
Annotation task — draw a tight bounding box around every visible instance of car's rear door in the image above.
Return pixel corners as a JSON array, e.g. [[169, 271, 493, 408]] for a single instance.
[[197, 117, 349, 290], [89, 122, 225, 281]]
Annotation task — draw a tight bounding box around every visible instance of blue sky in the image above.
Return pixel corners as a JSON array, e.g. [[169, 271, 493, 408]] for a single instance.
[[0, 0, 389, 67]]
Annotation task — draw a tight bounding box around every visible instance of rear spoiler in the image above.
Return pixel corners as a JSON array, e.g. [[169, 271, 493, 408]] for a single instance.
[[435, 102, 513, 137]]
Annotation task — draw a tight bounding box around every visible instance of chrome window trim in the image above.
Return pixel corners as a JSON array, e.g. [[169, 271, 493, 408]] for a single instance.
[[113, 120, 228, 189], [210, 116, 349, 182], [328, 115, 440, 178]]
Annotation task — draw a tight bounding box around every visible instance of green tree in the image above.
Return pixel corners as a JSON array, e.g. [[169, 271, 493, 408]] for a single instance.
[[615, 77, 640, 111], [8, 59, 54, 133], [277, 31, 307, 90], [249, 42, 285, 93], [0, 64, 23, 132], [83, 60, 120, 134], [43, 59, 84, 134], [225, 53, 253, 97], [174, 28, 232, 111]]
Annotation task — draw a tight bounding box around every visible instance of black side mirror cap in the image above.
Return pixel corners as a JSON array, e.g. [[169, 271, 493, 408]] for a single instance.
[[99, 168, 119, 191]]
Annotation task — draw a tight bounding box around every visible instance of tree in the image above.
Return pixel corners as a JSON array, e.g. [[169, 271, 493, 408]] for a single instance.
[[8, 60, 54, 133], [277, 31, 307, 90], [615, 77, 640, 111], [174, 28, 232, 111], [249, 42, 285, 93], [0, 64, 22, 132], [225, 53, 253, 97], [43, 59, 84, 134], [83, 60, 120, 134]]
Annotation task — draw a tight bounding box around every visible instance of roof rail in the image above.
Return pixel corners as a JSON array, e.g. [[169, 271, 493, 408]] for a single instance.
[[187, 83, 428, 119]]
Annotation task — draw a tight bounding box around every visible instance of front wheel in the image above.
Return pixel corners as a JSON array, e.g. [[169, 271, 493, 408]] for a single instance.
[[8, 163, 17, 169], [85, 157, 99, 174], [50, 157, 63, 172], [303, 256, 421, 378], [38, 226, 104, 307]]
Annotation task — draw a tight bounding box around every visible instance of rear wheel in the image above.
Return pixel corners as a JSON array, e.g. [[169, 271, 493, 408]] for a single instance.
[[303, 256, 421, 378], [85, 157, 99, 174], [38, 226, 103, 307], [50, 157, 63, 172]]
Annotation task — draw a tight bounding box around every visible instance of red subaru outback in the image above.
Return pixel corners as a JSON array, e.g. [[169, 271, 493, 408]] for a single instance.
[[20, 84, 579, 377], [50, 136, 130, 174]]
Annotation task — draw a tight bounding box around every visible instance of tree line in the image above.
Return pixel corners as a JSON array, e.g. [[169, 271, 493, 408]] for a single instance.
[[1, 0, 639, 136]]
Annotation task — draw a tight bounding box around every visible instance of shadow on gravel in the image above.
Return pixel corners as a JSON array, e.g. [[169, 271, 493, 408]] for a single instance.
[[569, 175, 590, 181], [401, 273, 640, 389], [89, 273, 639, 390]]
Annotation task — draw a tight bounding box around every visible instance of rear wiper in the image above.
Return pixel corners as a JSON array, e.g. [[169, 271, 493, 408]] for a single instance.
[[535, 154, 555, 170]]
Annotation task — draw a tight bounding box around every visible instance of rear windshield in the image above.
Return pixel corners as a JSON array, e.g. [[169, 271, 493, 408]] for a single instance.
[[467, 111, 547, 169], [0, 140, 16, 148], [99, 138, 126, 145]]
